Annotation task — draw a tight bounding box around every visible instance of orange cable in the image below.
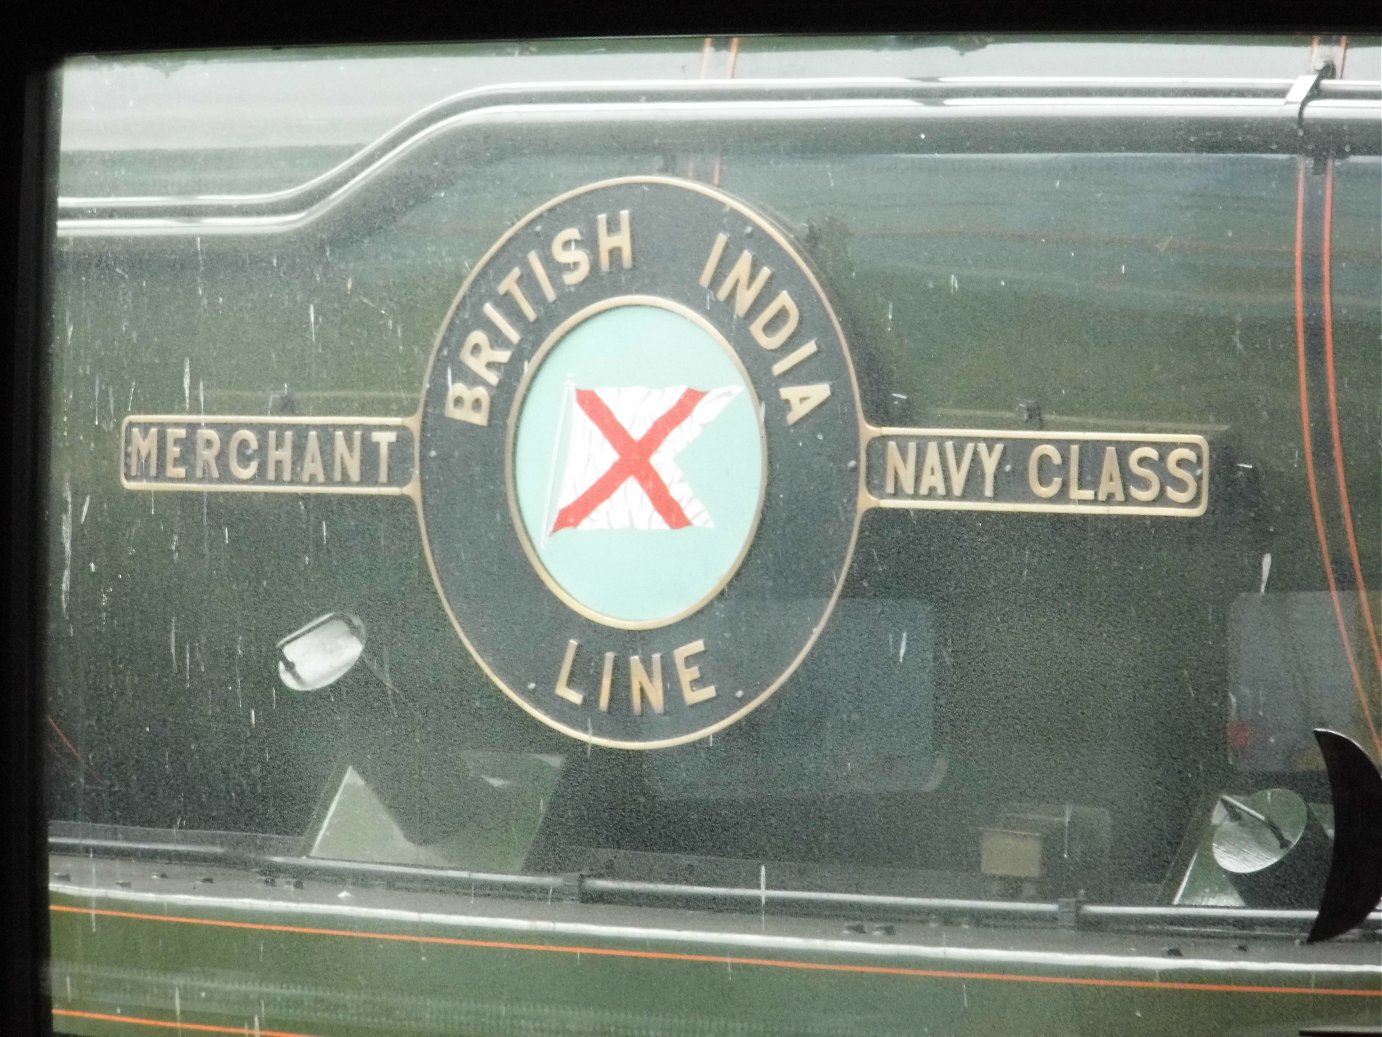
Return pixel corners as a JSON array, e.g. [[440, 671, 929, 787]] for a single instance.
[[1294, 164, 1382, 756], [1321, 158, 1382, 680], [711, 37, 740, 187]]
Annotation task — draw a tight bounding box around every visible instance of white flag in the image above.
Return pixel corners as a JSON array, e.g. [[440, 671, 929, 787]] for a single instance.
[[548, 385, 741, 534]]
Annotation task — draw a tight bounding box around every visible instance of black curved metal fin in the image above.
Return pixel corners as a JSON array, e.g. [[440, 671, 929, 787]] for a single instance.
[[1306, 729, 1382, 943]]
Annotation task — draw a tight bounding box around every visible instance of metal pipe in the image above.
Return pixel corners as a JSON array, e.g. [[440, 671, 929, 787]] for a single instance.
[[258, 854, 577, 894], [55, 78, 1382, 242], [49, 836, 1382, 934], [581, 878, 1062, 918]]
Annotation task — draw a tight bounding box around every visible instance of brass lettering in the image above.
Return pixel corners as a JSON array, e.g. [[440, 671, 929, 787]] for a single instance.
[[554, 639, 584, 705], [1096, 446, 1125, 502], [1029, 444, 1062, 498], [884, 440, 916, 496], [333, 430, 362, 483], [1067, 443, 1095, 501], [596, 210, 633, 272], [445, 382, 491, 426], [749, 290, 799, 350], [552, 228, 590, 286], [526, 249, 558, 303], [128, 426, 158, 477], [943, 440, 975, 496], [482, 302, 521, 345], [370, 431, 398, 484], [498, 268, 537, 322], [716, 250, 772, 317], [1164, 447, 1200, 504], [267, 430, 293, 482], [780, 383, 831, 426], [598, 651, 615, 713], [194, 428, 221, 480], [869, 436, 1202, 511], [699, 232, 729, 288], [301, 430, 326, 484], [918, 441, 946, 496], [1126, 446, 1161, 502], [674, 640, 716, 706], [164, 428, 188, 479], [629, 653, 665, 716], [460, 329, 511, 387], [771, 339, 817, 377], [229, 430, 259, 480], [976, 442, 1004, 498]]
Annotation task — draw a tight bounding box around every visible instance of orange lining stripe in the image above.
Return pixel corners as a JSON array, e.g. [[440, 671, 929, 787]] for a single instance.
[[1294, 163, 1382, 756], [47, 714, 108, 786], [1321, 159, 1382, 682], [686, 37, 715, 180], [48, 904, 1382, 998], [52, 1007, 322, 1037]]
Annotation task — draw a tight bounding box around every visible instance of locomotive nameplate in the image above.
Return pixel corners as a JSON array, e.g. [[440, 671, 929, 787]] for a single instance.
[[866, 428, 1209, 517], [116, 176, 1213, 747], [417, 178, 862, 748], [121, 416, 415, 493]]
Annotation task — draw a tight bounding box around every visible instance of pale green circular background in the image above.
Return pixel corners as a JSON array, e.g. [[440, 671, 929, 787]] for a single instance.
[[512, 304, 764, 627]]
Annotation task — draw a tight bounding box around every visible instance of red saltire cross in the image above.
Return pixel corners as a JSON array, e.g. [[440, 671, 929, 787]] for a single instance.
[[551, 387, 707, 533]]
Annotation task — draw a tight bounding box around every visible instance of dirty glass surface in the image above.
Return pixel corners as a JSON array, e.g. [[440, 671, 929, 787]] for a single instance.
[[43, 35, 1382, 1037]]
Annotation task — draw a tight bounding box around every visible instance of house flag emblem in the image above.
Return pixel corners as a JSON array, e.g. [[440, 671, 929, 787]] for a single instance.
[[511, 301, 765, 628], [547, 384, 743, 534], [413, 177, 863, 748]]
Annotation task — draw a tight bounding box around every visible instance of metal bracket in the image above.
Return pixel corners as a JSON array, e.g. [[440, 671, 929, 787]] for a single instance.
[[1286, 37, 1344, 129], [1057, 896, 1085, 929], [1311, 35, 1347, 78], [1284, 69, 1329, 127]]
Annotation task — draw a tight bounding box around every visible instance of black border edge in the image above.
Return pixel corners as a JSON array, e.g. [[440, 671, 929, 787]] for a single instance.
[[3, 60, 56, 1037], [4, 2, 1381, 59], [3, 4, 1377, 1037]]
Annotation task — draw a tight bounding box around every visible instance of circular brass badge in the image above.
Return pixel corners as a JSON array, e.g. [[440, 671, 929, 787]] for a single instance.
[[417, 177, 863, 748]]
